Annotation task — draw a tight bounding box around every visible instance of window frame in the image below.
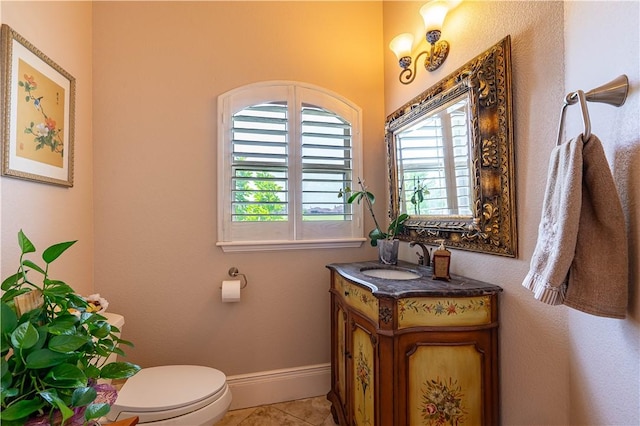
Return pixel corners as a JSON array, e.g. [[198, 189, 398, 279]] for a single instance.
[[216, 81, 365, 252]]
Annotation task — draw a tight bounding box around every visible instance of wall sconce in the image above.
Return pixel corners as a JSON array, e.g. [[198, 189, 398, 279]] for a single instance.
[[390, 0, 457, 84]]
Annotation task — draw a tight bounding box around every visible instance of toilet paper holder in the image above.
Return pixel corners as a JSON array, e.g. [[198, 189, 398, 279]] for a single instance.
[[228, 267, 248, 289]]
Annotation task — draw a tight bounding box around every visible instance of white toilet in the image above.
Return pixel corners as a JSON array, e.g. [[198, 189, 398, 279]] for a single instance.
[[101, 312, 232, 425]]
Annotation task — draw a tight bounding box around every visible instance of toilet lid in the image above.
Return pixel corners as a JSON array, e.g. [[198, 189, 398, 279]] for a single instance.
[[112, 365, 226, 414]]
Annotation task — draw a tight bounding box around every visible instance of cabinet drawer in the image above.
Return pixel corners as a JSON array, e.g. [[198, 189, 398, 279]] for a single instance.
[[334, 275, 379, 323], [398, 296, 493, 327]]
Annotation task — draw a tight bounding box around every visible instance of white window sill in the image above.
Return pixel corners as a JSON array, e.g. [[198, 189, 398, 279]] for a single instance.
[[216, 238, 366, 252]]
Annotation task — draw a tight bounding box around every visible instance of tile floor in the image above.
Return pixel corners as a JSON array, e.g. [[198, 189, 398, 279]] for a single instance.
[[217, 396, 338, 426]]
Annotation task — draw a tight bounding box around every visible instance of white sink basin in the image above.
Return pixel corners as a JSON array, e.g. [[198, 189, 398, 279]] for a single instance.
[[360, 267, 421, 280]]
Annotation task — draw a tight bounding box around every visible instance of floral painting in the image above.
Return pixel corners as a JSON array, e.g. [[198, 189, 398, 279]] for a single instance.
[[421, 377, 467, 425], [18, 62, 66, 166], [399, 297, 488, 320], [1, 24, 75, 186], [353, 329, 374, 426]]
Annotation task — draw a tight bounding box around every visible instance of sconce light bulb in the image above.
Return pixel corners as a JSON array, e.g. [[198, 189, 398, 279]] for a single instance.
[[420, 0, 450, 33], [389, 33, 414, 64]]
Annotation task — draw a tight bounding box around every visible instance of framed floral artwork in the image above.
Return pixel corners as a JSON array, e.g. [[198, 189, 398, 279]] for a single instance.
[[1, 24, 75, 187]]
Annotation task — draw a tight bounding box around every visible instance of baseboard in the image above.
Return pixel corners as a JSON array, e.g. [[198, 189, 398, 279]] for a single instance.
[[226, 363, 331, 410]]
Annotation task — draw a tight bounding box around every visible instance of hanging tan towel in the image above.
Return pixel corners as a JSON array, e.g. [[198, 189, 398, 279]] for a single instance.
[[522, 137, 584, 304], [564, 135, 628, 318], [523, 134, 629, 318]]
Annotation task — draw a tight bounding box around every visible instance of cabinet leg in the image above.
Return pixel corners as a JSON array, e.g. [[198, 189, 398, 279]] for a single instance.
[[330, 404, 339, 424]]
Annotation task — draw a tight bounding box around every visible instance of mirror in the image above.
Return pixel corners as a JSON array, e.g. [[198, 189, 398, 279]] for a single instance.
[[386, 36, 517, 257]]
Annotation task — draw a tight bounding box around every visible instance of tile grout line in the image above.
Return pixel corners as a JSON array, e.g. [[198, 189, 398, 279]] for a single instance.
[[273, 406, 316, 425]]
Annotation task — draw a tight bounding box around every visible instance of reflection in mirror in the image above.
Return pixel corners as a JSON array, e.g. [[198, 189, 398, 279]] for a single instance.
[[396, 95, 472, 217], [386, 36, 517, 257]]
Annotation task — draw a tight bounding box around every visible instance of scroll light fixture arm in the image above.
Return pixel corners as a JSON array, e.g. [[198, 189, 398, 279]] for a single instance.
[[556, 74, 629, 146], [397, 31, 450, 85]]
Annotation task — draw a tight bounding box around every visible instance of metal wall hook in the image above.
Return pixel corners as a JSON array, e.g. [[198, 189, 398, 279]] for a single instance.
[[556, 74, 629, 145], [228, 267, 248, 289], [584, 74, 629, 106]]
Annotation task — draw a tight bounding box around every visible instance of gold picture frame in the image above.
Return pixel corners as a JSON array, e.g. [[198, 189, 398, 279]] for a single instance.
[[1, 24, 75, 187]]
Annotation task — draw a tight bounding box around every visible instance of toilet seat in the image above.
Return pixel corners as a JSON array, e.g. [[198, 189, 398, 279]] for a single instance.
[[107, 365, 231, 424]]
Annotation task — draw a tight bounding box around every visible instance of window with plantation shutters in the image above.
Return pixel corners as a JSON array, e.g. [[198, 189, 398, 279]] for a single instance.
[[217, 82, 365, 252]]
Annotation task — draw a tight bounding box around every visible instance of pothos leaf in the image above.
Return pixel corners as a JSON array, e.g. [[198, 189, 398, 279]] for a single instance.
[[49, 334, 91, 353], [1, 273, 22, 291], [84, 403, 111, 421], [21, 260, 45, 275], [1, 302, 18, 334], [17, 230, 36, 255], [10, 322, 39, 350], [71, 386, 97, 408], [42, 240, 77, 264], [25, 349, 71, 369], [39, 390, 75, 424], [100, 361, 141, 379], [0, 397, 45, 421]]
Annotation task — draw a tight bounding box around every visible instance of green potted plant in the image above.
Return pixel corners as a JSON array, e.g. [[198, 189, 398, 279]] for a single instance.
[[1, 230, 140, 426], [338, 178, 408, 264]]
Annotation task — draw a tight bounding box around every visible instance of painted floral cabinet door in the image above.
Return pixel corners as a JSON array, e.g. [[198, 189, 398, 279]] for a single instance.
[[397, 297, 499, 426], [406, 342, 484, 425], [351, 320, 375, 426]]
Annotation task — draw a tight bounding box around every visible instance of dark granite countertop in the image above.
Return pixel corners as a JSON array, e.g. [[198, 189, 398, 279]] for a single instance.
[[327, 260, 503, 299]]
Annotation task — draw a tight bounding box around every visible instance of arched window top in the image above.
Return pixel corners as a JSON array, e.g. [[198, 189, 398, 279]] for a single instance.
[[217, 81, 365, 252]]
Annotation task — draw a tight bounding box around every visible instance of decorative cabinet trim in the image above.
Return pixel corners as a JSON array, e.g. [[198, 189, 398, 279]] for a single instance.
[[379, 306, 393, 324], [398, 296, 492, 328], [335, 275, 379, 323]]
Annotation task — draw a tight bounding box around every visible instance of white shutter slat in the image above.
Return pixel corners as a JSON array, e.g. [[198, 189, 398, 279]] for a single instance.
[[231, 102, 289, 222]]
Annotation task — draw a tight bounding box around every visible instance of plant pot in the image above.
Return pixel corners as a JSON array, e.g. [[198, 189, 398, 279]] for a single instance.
[[378, 239, 399, 265]]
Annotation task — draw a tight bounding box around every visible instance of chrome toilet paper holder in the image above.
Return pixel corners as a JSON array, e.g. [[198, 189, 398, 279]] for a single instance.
[[228, 267, 248, 289]]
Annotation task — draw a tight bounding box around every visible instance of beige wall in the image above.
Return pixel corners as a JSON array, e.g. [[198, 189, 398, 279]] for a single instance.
[[91, 1, 385, 373], [1, 1, 94, 297]]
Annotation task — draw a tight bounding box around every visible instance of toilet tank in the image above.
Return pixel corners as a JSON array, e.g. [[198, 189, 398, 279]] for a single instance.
[[102, 311, 125, 327], [99, 312, 125, 384]]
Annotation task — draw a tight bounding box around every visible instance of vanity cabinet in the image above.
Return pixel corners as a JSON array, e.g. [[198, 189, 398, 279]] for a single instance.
[[327, 261, 502, 426]]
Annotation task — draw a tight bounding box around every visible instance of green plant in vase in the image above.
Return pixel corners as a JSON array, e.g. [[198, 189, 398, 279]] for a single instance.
[[338, 177, 408, 247], [409, 176, 430, 215], [1, 230, 140, 426]]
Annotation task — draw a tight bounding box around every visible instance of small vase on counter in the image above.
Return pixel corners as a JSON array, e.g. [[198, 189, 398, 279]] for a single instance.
[[378, 239, 399, 265]]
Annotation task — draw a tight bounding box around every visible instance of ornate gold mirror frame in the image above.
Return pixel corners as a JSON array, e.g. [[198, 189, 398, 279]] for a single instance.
[[386, 36, 516, 257]]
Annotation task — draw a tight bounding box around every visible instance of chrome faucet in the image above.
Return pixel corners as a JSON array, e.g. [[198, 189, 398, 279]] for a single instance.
[[409, 241, 431, 267]]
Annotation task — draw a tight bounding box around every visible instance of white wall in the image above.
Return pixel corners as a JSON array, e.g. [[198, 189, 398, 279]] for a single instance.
[[0, 2, 94, 298], [564, 2, 640, 424]]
